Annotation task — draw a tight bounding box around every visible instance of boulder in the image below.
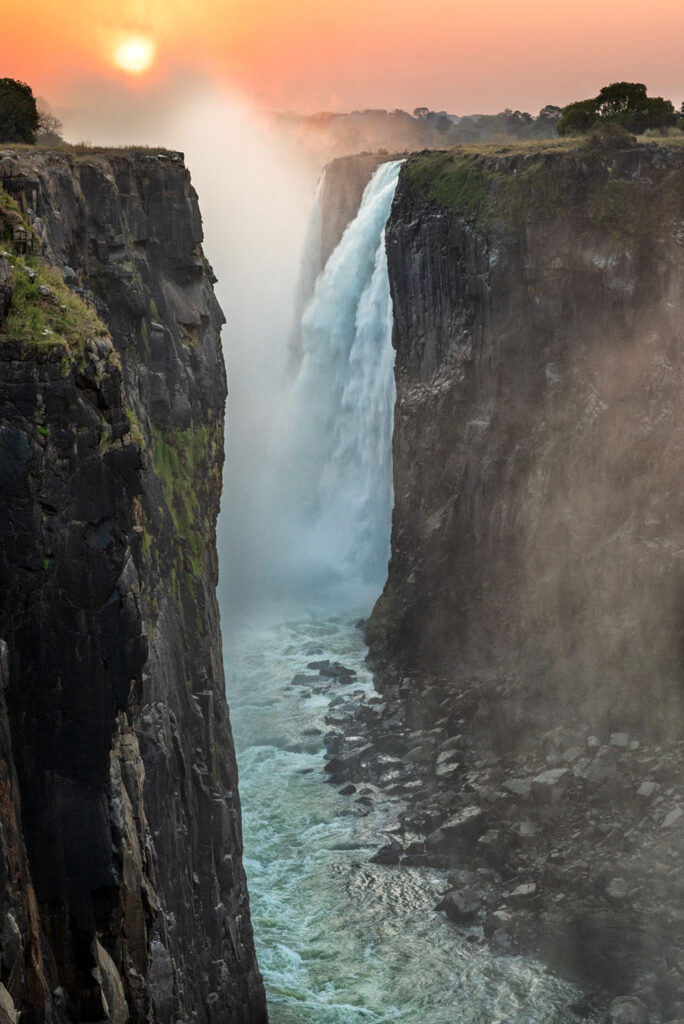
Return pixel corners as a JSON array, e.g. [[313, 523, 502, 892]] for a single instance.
[[370, 837, 402, 865], [436, 889, 481, 924], [440, 806, 485, 840], [531, 768, 568, 796], [605, 996, 649, 1024], [663, 807, 683, 828], [508, 882, 537, 905]]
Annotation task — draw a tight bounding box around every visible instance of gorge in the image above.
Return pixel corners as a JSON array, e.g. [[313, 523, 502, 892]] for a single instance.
[[1, 134, 684, 1024]]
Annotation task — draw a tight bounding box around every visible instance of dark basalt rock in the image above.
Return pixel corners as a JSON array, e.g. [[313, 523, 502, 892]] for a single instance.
[[0, 149, 266, 1024], [319, 145, 684, 1020]]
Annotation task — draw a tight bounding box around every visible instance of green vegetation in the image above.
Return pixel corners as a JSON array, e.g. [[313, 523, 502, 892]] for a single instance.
[[403, 152, 490, 217], [1, 257, 108, 354], [151, 423, 218, 579], [403, 135, 684, 254], [558, 82, 678, 136], [402, 142, 574, 222], [365, 585, 405, 649], [0, 187, 108, 355], [0, 79, 39, 144]]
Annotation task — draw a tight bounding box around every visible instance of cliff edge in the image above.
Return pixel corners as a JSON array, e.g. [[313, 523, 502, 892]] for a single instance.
[[0, 148, 266, 1024]]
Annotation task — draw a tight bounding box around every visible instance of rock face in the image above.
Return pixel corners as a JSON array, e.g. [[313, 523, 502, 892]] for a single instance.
[[349, 143, 684, 1014], [372, 144, 684, 734], [0, 149, 266, 1023]]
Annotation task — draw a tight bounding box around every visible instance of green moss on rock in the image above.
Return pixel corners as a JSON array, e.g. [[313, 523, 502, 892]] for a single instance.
[[151, 423, 218, 580]]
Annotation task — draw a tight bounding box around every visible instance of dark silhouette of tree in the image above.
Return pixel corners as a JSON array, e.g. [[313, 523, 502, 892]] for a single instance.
[[557, 99, 599, 136], [558, 83, 677, 136], [0, 79, 39, 144], [595, 81, 648, 117]]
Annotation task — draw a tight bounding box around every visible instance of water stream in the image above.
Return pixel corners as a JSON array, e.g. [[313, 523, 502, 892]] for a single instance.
[[226, 616, 589, 1024]]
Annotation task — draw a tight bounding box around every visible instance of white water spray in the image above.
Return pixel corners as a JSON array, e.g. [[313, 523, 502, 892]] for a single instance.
[[272, 159, 402, 609]]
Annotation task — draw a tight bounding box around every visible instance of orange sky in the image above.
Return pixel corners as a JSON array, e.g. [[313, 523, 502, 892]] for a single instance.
[[4, 0, 684, 118]]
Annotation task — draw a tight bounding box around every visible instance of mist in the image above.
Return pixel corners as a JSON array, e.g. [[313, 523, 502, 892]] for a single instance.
[[59, 74, 337, 618]]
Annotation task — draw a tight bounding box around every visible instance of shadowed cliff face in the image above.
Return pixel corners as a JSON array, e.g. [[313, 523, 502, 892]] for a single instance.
[[344, 144, 684, 1012], [0, 149, 266, 1024], [371, 144, 684, 737]]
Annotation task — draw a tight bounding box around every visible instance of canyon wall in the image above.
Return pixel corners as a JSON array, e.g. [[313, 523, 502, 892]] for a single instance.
[[347, 143, 684, 1014], [0, 149, 266, 1024], [372, 143, 684, 735]]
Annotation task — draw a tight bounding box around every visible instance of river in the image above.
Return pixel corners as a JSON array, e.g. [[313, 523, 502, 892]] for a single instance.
[[225, 613, 592, 1024]]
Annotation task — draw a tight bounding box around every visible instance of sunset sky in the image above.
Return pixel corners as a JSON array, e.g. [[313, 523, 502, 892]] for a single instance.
[[4, 0, 684, 123]]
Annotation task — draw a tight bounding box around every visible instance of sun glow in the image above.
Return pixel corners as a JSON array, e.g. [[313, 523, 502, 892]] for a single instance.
[[114, 37, 156, 75]]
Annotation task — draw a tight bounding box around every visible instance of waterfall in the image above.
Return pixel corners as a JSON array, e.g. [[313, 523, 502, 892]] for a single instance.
[[273, 159, 402, 610]]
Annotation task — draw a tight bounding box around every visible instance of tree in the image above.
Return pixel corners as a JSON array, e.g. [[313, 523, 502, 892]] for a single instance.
[[0, 79, 39, 144], [595, 81, 648, 118], [557, 99, 599, 136], [538, 104, 563, 122], [558, 83, 677, 136], [641, 96, 677, 133], [36, 104, 64, 144]]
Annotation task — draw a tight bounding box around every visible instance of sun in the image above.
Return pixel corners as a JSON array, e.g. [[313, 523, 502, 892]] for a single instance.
[[114, 37, 156, 75]]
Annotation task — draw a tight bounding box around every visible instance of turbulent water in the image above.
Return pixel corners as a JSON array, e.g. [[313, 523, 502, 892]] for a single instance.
[[226, 616, 591, 1024], [223, 162, 593, 1023]]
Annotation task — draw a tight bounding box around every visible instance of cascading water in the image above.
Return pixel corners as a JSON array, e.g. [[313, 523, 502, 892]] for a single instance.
[[266, 160, 401, 609], [223, 162, 595, 1022]]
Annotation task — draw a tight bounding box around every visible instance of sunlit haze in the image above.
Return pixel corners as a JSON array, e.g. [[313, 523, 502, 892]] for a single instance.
[[3, 0, 684, 124]]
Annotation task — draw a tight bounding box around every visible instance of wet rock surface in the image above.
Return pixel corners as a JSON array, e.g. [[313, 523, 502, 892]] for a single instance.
[[319, 668, 684, 1019], [0, 149, 266, 1023]]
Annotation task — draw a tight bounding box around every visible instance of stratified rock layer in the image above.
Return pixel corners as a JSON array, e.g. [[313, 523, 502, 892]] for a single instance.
[[0, 149, 266, 1024]]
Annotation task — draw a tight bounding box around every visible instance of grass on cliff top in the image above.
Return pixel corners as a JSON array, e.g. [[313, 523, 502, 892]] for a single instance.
[[1, 142, 182, 162], [402, 135, 684, 224], [0, 187, 109, 355], [401, 141, 576, 216]]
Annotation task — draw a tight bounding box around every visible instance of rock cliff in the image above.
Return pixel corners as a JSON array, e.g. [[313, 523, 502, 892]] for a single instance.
[[373, 143, 684, 729], [0, 148, 266, 1024], [350, 143, 684, 1013]]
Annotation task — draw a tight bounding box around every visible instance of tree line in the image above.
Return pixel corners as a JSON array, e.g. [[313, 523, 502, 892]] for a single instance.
[[0, 76, 682, 149]]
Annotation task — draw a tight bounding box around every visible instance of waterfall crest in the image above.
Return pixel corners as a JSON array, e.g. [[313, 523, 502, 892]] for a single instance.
[[274, 159, 402, 609]]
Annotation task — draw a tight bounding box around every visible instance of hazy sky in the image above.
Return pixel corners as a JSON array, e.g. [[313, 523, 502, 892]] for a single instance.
[[4, 0, 684, 120]]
